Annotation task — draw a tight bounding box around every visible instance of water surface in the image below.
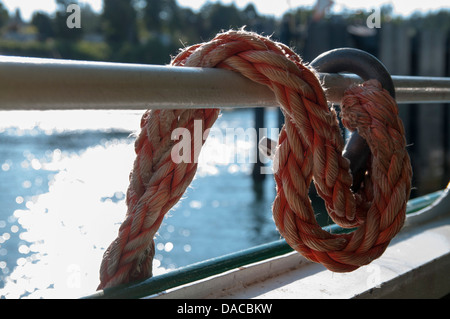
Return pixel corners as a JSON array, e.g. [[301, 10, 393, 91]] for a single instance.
[[0, 109, 285, 298]]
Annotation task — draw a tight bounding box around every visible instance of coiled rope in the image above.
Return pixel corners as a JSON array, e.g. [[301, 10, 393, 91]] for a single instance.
[[98, 30, 412, 289]]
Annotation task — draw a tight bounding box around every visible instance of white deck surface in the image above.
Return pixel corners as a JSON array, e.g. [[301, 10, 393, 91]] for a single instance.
[[150, 189, 450, 299]]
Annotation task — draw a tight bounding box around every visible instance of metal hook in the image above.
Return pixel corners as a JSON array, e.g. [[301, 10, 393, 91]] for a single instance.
[[258, 48, 395, 191], [310, 48, 395, 192]]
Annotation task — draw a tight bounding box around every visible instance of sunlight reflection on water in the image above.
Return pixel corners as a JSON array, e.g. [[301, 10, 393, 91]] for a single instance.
[[0, 109, 280, 298]]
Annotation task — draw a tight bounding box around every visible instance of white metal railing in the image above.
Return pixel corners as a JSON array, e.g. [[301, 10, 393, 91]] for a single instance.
[[1, 55, 450, 111]]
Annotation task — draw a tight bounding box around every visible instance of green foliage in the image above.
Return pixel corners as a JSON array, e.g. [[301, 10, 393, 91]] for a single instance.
[[0, 1, 8, 28], [407, 10, 450, 32], [31, 12, 54, 40], [62, 40, 111, 61], [102, 0, 138, 44], [0, 0, 449, 64], [199, 2, 245, 39], [0, 39, 54, 58]]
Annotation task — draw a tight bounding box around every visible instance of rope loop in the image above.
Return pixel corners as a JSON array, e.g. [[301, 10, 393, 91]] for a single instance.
[[97, 30, 412, 289]]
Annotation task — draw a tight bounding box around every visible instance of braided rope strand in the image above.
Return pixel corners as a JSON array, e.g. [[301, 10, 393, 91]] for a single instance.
[[98, 30, 412, 289]]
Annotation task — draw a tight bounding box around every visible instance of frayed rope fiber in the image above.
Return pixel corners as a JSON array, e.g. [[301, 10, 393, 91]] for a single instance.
[[97, 30, 412, 290]]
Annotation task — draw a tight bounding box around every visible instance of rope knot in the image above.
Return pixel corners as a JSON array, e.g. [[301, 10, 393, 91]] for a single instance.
[[98, 30, 412, 289]]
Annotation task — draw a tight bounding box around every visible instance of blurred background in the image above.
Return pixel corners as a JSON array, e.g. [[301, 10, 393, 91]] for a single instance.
[[0, 0, 449, 298]]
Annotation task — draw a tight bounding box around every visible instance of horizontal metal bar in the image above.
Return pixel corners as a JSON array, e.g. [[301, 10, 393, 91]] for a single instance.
[[84, 189, 445, 299], [323, 73, 450, 104], [1, 55, 450, 111]]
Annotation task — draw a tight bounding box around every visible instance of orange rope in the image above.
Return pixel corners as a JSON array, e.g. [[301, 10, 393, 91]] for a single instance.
[[97, 30, 412, 289]]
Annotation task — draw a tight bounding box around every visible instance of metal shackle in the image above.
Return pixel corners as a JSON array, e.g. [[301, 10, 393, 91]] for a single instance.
[[310, 48, 396, 191]]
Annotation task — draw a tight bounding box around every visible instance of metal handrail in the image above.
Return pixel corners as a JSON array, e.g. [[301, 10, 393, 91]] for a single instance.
[[1, 55, 450, 111]]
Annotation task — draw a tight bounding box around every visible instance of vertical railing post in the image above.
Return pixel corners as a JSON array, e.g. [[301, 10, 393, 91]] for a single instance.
[[252, 107, 266, 183], [415, 29, 447, 196]]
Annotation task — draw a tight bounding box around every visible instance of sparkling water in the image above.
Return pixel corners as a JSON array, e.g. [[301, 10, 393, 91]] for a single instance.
[[0, 108, 284, 298]]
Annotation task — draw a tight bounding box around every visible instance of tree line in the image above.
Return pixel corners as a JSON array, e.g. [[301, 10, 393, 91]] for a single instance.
[[0, 0, 449, 64]]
